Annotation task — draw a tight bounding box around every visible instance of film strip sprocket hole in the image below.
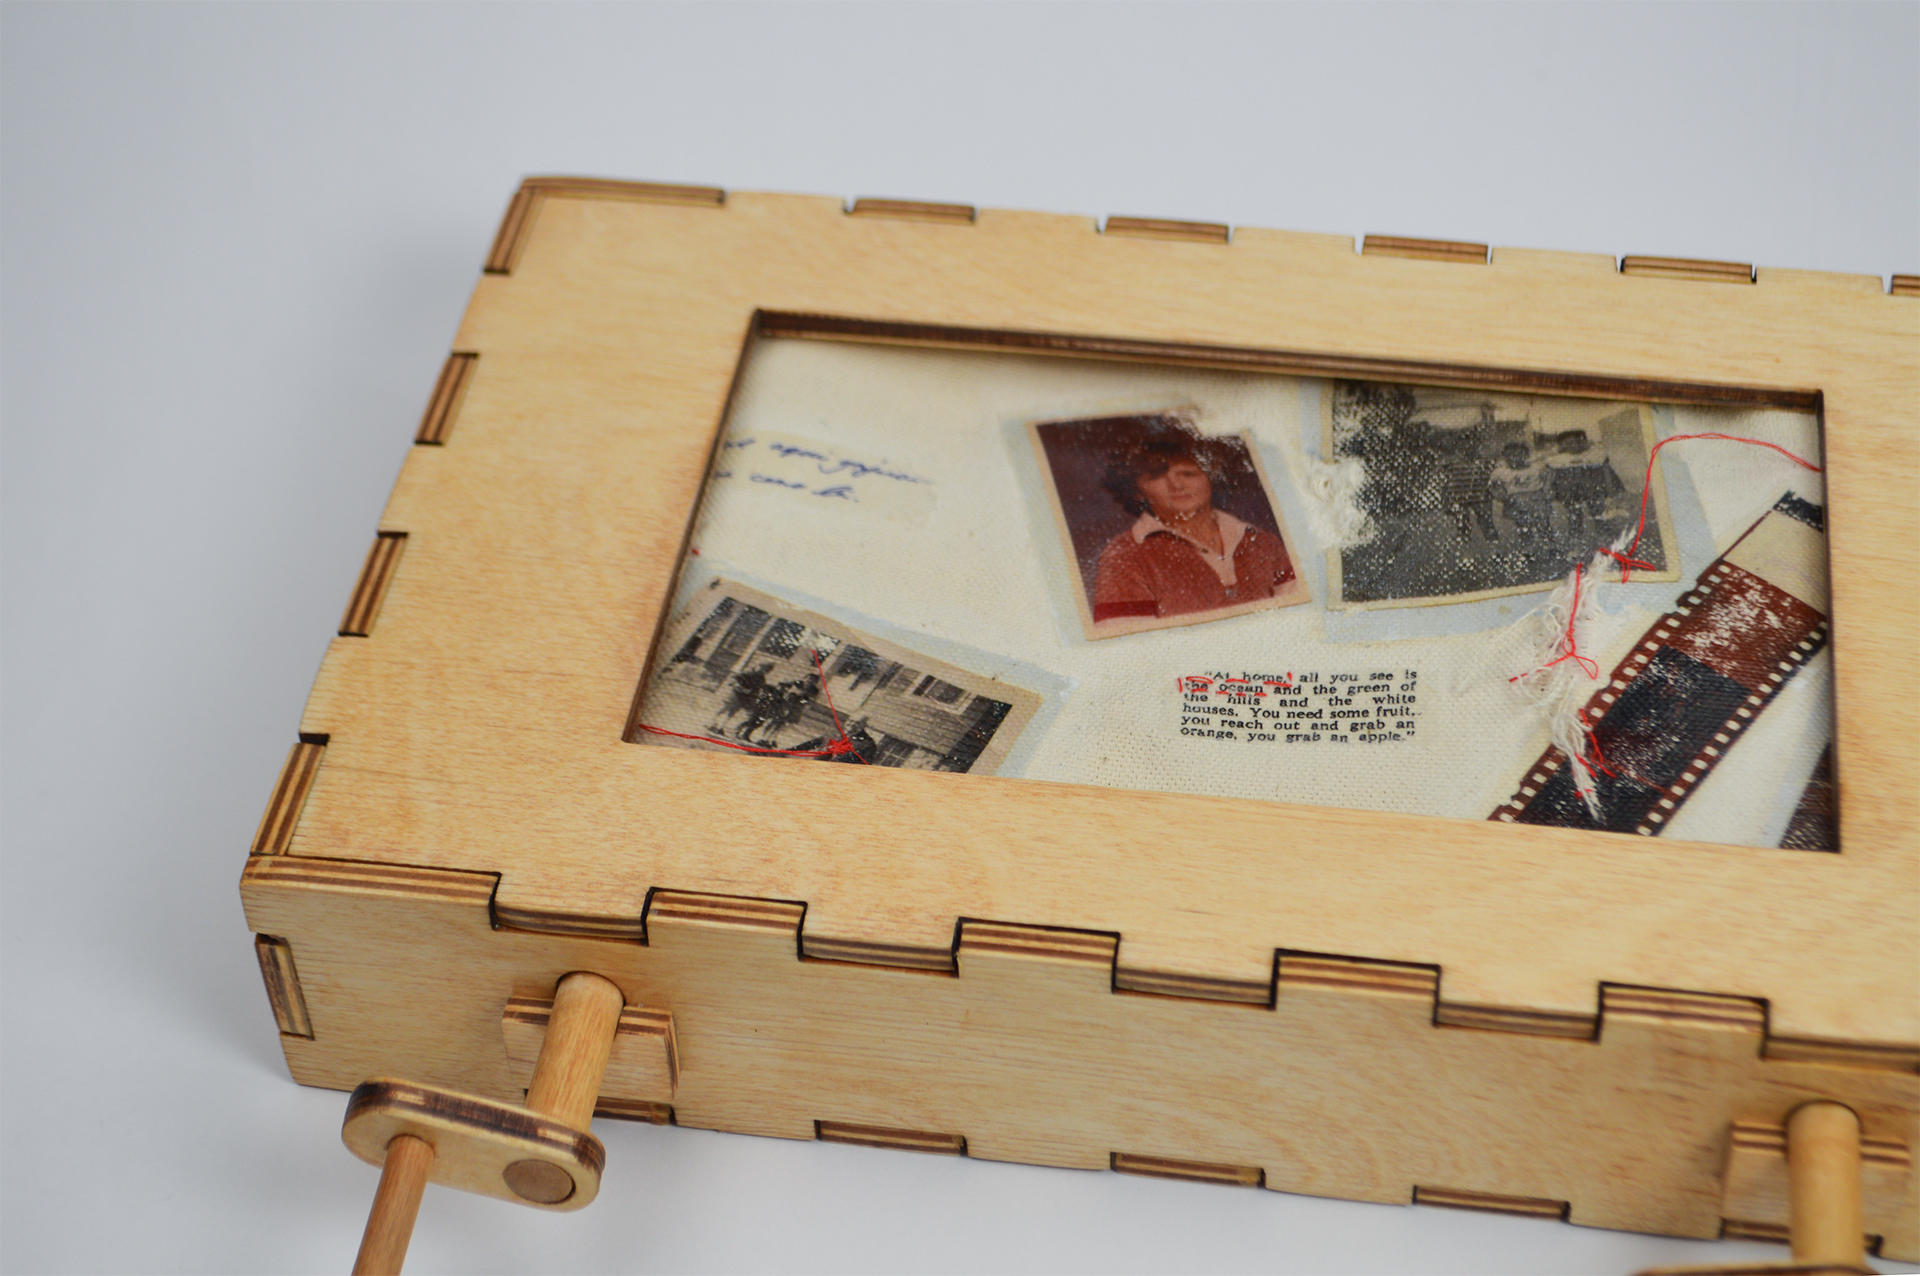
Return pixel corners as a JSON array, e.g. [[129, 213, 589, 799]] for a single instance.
[[1492, 495, 1832, 844]]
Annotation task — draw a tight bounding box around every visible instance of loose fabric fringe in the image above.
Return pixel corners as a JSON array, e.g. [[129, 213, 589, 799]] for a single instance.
[[1493, 534, 1632, 819], [1478, 434, 1822, 822]]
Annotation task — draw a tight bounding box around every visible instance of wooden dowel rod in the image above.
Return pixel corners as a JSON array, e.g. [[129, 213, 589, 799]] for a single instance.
[[1786, 1101, 1864, 1267], [353, 1133, 435, 1276], [525, 972, 624, 1130]]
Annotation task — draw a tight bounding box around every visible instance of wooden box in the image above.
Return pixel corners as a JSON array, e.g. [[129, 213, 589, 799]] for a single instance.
[[241, 178, 1918, 1266]]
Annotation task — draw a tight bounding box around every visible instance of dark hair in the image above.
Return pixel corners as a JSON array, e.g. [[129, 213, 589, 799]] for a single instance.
[[1100, 422, 1220, 516]]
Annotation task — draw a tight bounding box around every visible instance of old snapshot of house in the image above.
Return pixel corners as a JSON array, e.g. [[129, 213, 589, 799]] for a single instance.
[[631, 579, 1041, 774], [1323, 383, 1679, 608]]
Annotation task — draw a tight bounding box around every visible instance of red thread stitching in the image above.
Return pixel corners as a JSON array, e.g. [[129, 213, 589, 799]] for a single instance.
[[1606, 433, 1821, 582], [1509, 561, 1600, 683], [635, 648, 868, 762], [1512, 433, 1821, 781]]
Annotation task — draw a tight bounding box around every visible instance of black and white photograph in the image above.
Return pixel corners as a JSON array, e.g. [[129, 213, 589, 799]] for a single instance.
[[631, 579, 1040, 774], [1325, 382, 1678, 608]]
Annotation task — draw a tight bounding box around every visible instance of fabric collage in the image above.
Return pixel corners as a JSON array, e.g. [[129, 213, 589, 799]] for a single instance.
[[629, 339, 1836, 852]]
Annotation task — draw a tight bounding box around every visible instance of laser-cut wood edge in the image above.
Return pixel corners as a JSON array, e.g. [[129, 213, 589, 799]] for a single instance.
[[1621, 255, 1756, 284], [486, 177, 726, 274], [1766, 1037, 1920, 1073], [958, 920, 1117, 965], [1721, 1116, 1909, 1262], [816, 1120, 967, 1154], [1724, 1218, 1796, 1244], [1111, 1151, 1264, 1187], [1113, 968, 1270, 1005], [503, 993, 679, 1093], [250, 737, 326, 856], [801, 936, 956, 973], [847, 197, 976, 225], [254, 934, 314, 1038], [753, 311, 1823, 411], [252, 872, 1919, 1258], [241, 853, 498, 909], [594, 1098, 673, 1123], [338, 532, 406, 637], [493, 906, 645, 942], [1602, 985, 1770, 1036], [1719, 1219, 1886, 1263], [1104, 215, 1231, 245], [1278, 952, 1438, 998], [647, 890, 804, 935], [476, 888, 1915, 1066], [1414, 1184, 1571, 1219], [484, 177, 1897, 303], [251, 856, 1913, 1072], [1728, 1120, 1911, 1169], [1363, 234, 1490, 264], [1435, 1003, 1597, 1039], [414, 352, 477, 445]]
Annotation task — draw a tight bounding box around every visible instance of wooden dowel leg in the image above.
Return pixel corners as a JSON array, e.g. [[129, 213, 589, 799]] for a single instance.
[[525, 972, 624, 1129], [353, 1133, 436, 1276], [1787, 1101, 1864, 1267]]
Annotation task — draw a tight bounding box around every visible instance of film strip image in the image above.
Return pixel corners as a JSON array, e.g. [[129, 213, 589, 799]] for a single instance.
[[1778, 745, 1837, 851], [631, 578, 1041, 776], [1492, 495, 1830, 840]]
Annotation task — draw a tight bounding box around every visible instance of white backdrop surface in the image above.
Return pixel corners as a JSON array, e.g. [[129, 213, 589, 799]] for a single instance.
[[3, 4, 1916, 1273]]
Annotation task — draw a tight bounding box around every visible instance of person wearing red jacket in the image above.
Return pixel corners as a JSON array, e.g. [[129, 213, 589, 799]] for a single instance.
[[1091, 434, 1296, 623]]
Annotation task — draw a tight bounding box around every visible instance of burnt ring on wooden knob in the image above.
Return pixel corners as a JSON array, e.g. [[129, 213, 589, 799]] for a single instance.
[[342, 1079, 606, 1211], [503, 1158, 576, 1205]]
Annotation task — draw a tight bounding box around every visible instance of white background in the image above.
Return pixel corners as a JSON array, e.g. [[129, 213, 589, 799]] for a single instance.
[[3, 4, 1915, 1273]]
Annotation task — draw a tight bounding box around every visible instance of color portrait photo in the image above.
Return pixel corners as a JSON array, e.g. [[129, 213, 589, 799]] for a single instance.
[[1029, 412, 1310, 639]]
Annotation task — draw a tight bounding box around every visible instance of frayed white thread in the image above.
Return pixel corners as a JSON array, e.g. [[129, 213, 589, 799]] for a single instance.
[[1484, 529, 1636, 820]]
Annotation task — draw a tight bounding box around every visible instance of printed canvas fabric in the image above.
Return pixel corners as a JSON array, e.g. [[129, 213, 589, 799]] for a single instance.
[[636, 339, 1834, 852]]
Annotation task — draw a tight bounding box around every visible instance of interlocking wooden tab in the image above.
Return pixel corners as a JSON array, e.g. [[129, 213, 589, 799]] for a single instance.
[[1103, 215, 1231, 245], [1362, 234, 1488, 264], [413, 353, 475, 446], [339, 533, 405, 637], [503, 994, 677, 1105], [847, 197, 976, 224], [253, 935, 313, 1038], [486, 177, 724, 273], [1621, 255, 1755, 283], [248, 739, 324, 857]]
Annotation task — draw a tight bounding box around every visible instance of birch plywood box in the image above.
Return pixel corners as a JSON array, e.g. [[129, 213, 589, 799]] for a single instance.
[[240, 177, 1919, 1271]]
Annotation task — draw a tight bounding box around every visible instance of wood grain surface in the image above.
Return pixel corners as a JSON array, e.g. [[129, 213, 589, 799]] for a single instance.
[[248, 180, 1920, 1258], [243, 861, 1919, 1257]]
